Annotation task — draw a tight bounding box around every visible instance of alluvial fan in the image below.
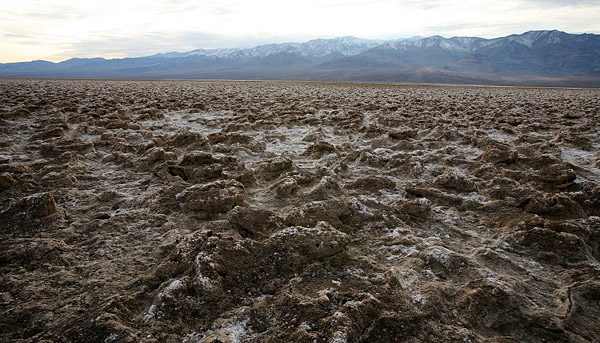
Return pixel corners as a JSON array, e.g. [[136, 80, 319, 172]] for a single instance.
[[0, 79, 599, 343]]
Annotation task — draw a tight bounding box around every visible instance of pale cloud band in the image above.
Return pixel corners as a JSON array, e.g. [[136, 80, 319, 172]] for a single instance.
[[1, 0, 599, 63]]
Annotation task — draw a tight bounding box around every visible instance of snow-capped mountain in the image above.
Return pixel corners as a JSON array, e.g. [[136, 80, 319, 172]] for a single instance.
[[155, 36, 385, 59], [491, 30, 566, 48], [1, 30, 599, 86], [363, 30, 583, 54], [293, 36, 385, 57], [384, 35, 485, 52], [157, 48, 242, 59]]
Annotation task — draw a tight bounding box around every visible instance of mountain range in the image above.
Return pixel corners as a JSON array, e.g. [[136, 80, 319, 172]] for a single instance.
[[1, 30, 599, 86]]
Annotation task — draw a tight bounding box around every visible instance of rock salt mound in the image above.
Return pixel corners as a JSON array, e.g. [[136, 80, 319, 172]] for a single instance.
[[176, 179, 245, 215]]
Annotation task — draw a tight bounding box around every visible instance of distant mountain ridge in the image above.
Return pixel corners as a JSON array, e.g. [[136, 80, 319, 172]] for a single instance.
[[1, 30, 599, 86], [155, 36, 385, 59]]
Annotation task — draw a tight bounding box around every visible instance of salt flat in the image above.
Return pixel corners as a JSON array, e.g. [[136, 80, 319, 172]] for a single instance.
[[1, 79, 599, 342]]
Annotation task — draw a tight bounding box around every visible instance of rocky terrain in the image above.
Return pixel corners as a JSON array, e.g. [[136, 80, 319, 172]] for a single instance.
[[1, 79, 599, 342]]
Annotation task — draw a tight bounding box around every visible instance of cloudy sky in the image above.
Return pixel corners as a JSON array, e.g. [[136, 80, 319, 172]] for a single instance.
[[1, 0, 599, 63]]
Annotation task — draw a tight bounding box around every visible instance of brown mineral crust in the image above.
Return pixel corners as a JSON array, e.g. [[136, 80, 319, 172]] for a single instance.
[[208, 132, 266, 153], [285, 198, 352, 229], [433, 169, 478, 193], [534, 163, 578, 186], [0, 192, 63, 233], [302, 141, 339, 157], [272, 176, 301, 198], [159, 151, 253, 185], [1, 79, 599, 343], [0, 172, 20, 189], [255, 156, 295, 180], [176, 179, 245, 214], [346, 175, 397, 193], [227, 205, 284, 236], [554, 132, 594, 151], [562, 280, 600, 341], [304, 176, 347, 201], [0, 164, 35, 191], [393, 197, 432, 219], [507, 226, 592, 265], [570, 182, 600, 216], [142, 147, 178, 167], [478, 147, 519, 165], [523, 193, 587, 219], [165, 130, 211, 150], [146, 224, 350, 330], [0, 238, 73, 269], [270, 222, 350, 259], [405, 180, 464, 207]]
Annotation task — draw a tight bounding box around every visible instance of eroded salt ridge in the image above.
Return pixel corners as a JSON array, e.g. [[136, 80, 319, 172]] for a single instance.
[[1, 79, 599, 343]]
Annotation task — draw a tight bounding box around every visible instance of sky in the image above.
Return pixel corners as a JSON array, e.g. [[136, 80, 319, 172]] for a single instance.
[[1, 0, 599, 63]]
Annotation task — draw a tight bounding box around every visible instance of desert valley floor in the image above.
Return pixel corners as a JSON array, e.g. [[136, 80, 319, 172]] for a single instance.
[[1, 79, 599, 342]]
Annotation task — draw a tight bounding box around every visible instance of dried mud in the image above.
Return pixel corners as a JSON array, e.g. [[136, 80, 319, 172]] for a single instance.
[[1, 79, 599, 343]]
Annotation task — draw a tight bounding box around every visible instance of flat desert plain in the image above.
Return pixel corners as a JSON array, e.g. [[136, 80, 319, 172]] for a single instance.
[[1, 79, 599, 342]]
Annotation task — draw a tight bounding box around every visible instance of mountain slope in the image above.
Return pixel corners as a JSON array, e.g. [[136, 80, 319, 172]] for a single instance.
[[1, 31, 599, 86], [450, 30, 600, 76], [324, 30, 600, 78]]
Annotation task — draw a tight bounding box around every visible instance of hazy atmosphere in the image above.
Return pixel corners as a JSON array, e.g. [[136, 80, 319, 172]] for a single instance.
[[2, 0, 600, 63]]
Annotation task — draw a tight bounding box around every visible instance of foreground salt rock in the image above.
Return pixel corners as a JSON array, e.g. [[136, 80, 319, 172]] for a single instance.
[[227, 205, 284, 236], [145, 222, 351, 340], [285, 199, 352, 228], [1, 79, 599, 343], [0, 164, 34, 191], [271, 221, 349, 259], [176, 179, 245, 214], [0, 192, 63, 233]]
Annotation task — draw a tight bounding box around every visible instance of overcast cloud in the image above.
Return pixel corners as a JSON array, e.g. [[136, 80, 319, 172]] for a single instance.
[[1, 0, 599, 63]]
